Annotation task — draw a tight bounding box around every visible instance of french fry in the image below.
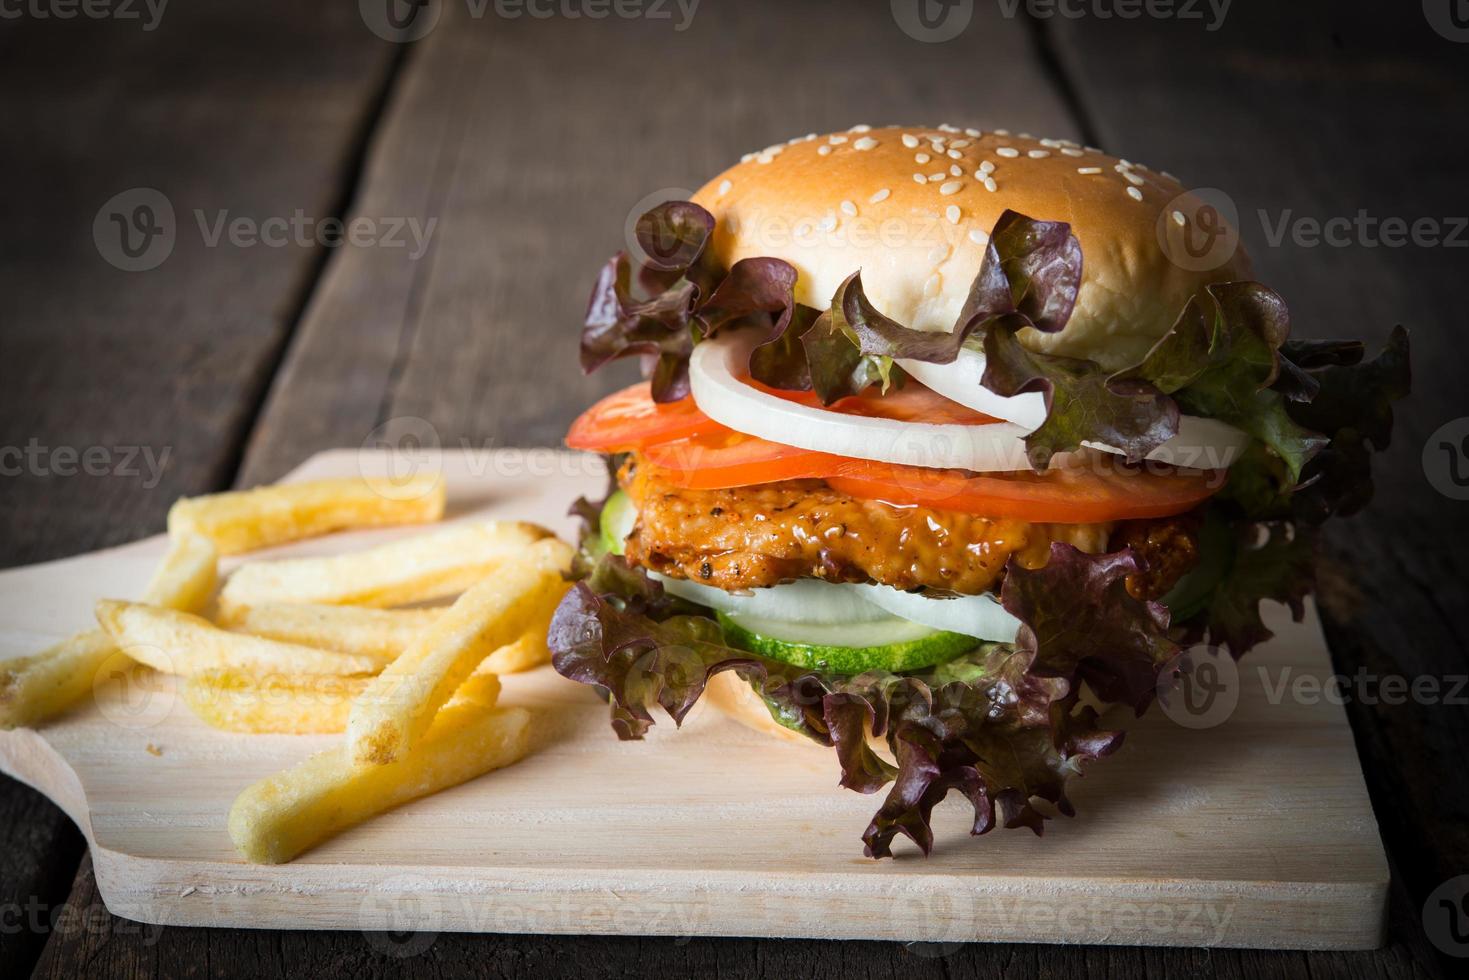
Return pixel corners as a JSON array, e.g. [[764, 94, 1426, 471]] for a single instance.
[[347, 538, 571, 766], [168, 476, 445, 556], [220, 604, 440, 665], [229, 678, 527, 864], [96, 600, 380, 678], [182, 670, 368, 734], [479, 588, 559, 674], [1, 534, 218, 729], [218, 520, 550, 614]]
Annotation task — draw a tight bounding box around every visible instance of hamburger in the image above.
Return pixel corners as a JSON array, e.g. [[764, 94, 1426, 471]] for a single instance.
[[548, 125, 1410, 857]]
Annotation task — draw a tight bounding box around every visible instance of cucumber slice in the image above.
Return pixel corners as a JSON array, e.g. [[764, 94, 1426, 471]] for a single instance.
[[718, 610, 978, 674], [599, 490, 636, 557]]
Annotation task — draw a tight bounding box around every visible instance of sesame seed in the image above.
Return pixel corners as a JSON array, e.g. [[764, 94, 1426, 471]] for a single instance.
[[718, 179, 732, 195], [940, 180, 963, 195], [1028, 149, 1050, 159], [947, 148, 962, 159], [817, 144, 832, 156], [1077, 167, 1102, 174], [795, 219, 812, 237], [819, 213, 838, 232], [915, 152, 930, 164], [939, 123, 960, 133], [996, 147, 1019, 158], [1126, 186, 1143, 201], [982, 177, 998, 192], [928, 244, 949, 263], [763, 144, 784, 155], [946, 204, 961, 223], [924, 272, 943, 296], [1171, 210, 1186, 226], [950, 164, 962, 176], [840, 200, 857, 216], [965, 127, 980, 137], [1119, 159, 1132, 167], [726, 214, 740, 232], [869, 188, 891, 203], [913, 173, 927, 184], [1019, 132, 1033, 139], [850, 124, 872, 133], [741, 153, 755, 163], [1124, 171, 1145, 186], [1162, 170, 1178, 181], [829, 135, 848, 145], [950, 139, 971, 149], [757, 154, 775, 164], [787, 136, 802, 145], [854, 136, 879, 151], [1061, 147, 1084, 157], [929, 171, 947, 181], [1084, 145, 1102, 154], [978, 160, 995, 174], [902, 134, 920, 148], [968, 228, 989, 246], [805, 133, 817, 141], [994, 128, 1011, 135]]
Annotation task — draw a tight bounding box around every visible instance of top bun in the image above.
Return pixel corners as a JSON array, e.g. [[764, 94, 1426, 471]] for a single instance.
[[690, 125, 1250, 371]]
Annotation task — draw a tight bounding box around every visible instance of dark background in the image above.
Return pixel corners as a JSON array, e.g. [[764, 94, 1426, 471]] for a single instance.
[[1, 1, 1465, 977]]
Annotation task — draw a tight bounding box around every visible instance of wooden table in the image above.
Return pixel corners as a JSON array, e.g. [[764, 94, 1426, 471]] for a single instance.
[[1, 2, 1462, 976]]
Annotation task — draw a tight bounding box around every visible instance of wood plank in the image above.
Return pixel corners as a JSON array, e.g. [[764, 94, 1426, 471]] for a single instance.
[[1046, 4, 1468, 973], [0, 449, 1388, 951], [0, 3, 397, 977]]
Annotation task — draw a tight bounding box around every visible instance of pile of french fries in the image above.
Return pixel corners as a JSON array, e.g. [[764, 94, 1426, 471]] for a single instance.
[[0, 475, 571, 865]]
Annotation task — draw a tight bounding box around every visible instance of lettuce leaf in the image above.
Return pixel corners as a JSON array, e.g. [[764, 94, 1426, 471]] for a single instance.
[[549, 541, 1175, 858]]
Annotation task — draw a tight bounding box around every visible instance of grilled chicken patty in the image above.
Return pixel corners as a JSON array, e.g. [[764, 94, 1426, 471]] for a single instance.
[[623, 468, 1199, 599]]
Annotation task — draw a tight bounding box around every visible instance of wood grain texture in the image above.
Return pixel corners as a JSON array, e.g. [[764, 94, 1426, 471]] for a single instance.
[[0, 450, 1388, 950], [0, 5, 396, 978], [1047, 5, 1468, 975]]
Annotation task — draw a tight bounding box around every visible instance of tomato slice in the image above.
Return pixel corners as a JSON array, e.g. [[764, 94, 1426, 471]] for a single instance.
[[826, 458, 1224, 523], [757, 380, 999, 425], [641, 431, 848, 489], [642, 433, 1221, 522], [566, 384, 724, 452]]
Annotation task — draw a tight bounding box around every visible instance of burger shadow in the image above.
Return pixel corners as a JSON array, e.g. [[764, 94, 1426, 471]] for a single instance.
[[925, 710, 1246, 860]]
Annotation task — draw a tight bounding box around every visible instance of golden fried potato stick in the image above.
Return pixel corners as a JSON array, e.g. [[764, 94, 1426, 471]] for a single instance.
[[168, 476, 445, 556], [346, 538, 570, 767], [183, 670, 372, 734], [218, 520, 550, 614], [96, 601, 380, 678], [228, 673, 526, 864], [219, 604, 440, 665], [1, 533, 217, 729]]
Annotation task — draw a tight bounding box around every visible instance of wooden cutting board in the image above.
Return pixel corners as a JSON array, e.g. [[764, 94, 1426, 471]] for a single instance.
[[0, 450, 1388, 949]]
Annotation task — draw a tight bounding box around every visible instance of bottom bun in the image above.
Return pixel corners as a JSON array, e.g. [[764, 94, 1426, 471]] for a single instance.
[[705, 671, 891, 756], [705, 670, 813, 743]]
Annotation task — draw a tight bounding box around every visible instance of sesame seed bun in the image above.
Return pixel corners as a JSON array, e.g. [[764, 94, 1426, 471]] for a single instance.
[[690, 126, 1250, 371]]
